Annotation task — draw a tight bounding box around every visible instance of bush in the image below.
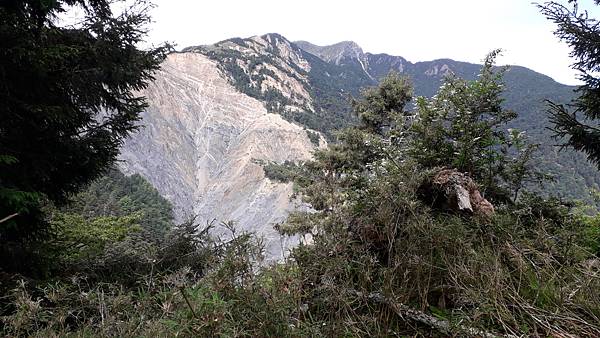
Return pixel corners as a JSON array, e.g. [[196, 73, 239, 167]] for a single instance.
[[272, 58, 600, 336], [0, 219, 267, 337]]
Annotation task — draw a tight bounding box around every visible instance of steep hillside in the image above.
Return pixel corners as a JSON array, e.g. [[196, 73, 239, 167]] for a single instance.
[[119, 52, 323, 259], [68, 168, 175, 238]]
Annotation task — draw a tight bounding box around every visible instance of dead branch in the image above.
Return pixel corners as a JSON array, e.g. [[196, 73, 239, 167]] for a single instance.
[[352, 290, 519, 338], [0, 213, 18, 224]]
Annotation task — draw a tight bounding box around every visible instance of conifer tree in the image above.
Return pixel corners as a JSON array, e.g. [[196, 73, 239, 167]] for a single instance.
[[539, 1, 600, 167], [0, 0, 168, 238]]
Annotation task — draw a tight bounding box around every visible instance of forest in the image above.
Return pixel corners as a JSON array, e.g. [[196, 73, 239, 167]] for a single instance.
[[1, 0, 600, 337]]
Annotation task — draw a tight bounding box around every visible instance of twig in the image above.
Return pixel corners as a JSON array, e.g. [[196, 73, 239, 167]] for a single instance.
[[0, 212, 18, 224], [179, 286, 198, 319]]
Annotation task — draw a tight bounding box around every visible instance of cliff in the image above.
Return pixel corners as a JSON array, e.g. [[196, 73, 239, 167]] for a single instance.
[[119, 52, 323, 259]]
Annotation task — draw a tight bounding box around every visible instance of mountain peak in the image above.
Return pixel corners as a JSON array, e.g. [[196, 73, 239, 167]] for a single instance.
[[294, 40, 365, 66], [260, 32, 289, 43]]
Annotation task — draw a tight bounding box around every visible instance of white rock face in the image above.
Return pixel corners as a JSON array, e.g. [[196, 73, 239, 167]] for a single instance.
[[425, 64, 452, 77], [295, 40, 366, 66], [119, 52, 322, 259], [294, 40, 374, 80]]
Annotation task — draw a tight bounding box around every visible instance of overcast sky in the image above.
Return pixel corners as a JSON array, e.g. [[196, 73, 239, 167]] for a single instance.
[[142, 0, 599, 85]]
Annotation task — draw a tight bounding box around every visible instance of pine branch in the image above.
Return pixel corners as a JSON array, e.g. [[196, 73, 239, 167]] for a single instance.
[[546, 100, 600, 167]]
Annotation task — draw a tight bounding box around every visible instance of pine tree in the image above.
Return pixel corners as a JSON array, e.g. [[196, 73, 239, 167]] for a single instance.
[[539, 1, 600, 167], [408, 50, 541, 200], [0, 0, 169, 238]]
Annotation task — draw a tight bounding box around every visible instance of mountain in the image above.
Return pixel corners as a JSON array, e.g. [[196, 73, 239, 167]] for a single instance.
[[294, 40, 366, 65], [183, 34, 374, 136], [293, 39, 590, 199], [118, 49, 323, 259], [118, 33, 599, 258]]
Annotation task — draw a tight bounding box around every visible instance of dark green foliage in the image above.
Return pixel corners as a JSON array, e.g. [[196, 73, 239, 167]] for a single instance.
[[0, 0, 169, 238], [353, 72, 413, 135], [581, 214, 600, 256], [257, 160, 301, 183], [67, 168, 174, 238], [22, 168, 177, 277], [305, 129, 320, 146], [539, 1, 600, 168], [0, 168, 175, 277], [0, 155, 43, 240], [408, 51, 544, 200], [74, 218, 214, 286], [367, 54, 595, 203], [501, 130, 548, 201], [48, 211, 141, 267]]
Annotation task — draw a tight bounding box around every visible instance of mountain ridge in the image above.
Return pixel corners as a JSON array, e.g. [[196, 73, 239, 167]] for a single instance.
[[293, 37, 570, 86]]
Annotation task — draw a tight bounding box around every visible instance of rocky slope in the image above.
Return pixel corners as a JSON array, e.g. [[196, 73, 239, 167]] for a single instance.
[[119, 52, 323, 259]]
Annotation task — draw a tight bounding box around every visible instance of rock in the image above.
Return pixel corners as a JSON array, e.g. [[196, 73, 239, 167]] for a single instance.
[[424, 169, 494, 218], [454, 185, 472, 212]]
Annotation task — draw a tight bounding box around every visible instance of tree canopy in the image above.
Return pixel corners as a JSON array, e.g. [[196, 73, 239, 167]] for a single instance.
[[0, 0, 169, 238]]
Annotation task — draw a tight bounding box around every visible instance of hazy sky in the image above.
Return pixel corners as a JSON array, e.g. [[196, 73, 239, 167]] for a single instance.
[[143, 0, 600, 85]]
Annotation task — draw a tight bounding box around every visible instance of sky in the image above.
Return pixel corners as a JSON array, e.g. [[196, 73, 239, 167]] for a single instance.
[[138, 0, 600, 85]]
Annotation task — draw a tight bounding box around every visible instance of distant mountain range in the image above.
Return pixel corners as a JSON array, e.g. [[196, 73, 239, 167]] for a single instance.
[[119, 33, 598, 258]]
